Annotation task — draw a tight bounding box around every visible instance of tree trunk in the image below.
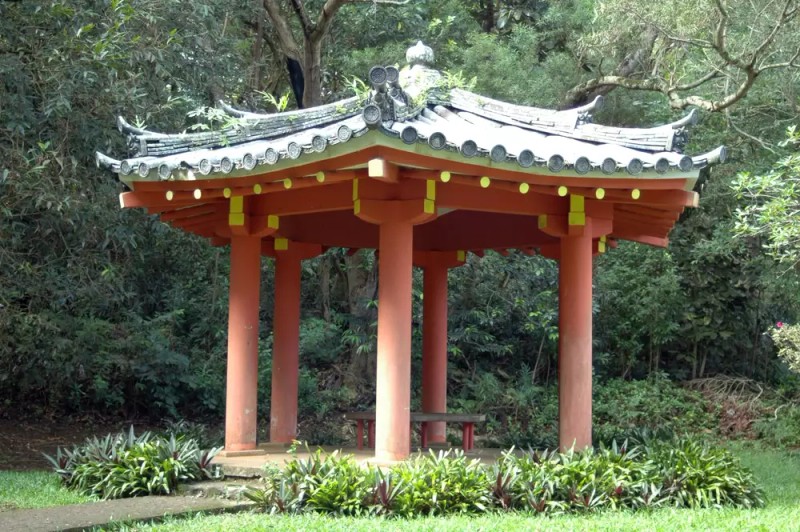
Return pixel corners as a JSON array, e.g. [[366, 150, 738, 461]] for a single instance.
[[302, 37, 323, 108], [344, 251, 378, 383], [319, 255, 331, 322]]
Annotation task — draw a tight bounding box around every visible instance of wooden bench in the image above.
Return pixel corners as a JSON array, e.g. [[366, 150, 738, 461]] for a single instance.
[[343, 412, 486, 452]]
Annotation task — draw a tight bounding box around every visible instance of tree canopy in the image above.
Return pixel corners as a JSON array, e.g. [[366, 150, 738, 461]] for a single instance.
[[1, 0, 800, 436]]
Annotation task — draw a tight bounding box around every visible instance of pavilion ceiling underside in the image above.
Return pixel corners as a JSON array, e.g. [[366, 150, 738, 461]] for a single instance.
[[131, 159, 690, 253]]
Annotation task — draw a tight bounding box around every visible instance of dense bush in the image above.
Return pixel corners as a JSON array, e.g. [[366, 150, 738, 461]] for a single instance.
[[44, 427, 221, 499], [456, 374, 715, 450], [593, 376, 716, 445], [245, 439, 763, 517]]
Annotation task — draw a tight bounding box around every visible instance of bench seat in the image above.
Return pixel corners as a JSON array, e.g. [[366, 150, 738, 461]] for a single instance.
[[343, 412, 485, 451]]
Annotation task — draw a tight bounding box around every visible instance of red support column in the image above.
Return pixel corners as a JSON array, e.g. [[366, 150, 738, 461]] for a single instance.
[[224, 235, 262, 451], [375, 220, 414, 461], [269, 251, 302, 444], [558, 221, 594, 451], [421, 261, 449, 445]]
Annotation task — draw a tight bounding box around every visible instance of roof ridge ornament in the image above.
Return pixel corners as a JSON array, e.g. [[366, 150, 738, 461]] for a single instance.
[[406, 41, 434, 67]]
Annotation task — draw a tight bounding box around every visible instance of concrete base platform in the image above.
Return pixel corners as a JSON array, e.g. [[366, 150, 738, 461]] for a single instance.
[[213, 446, 510, 477]]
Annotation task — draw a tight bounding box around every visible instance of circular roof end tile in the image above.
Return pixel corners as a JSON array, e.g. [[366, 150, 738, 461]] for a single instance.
[[428, 132, 446, 150], [158, 163, 171, 179], [655, 158, 670, 174], [490, 145, 507, 163], [627, 158, 644, 176], [311, 135, 327, 152], [264, 148, 279, 165], [337, 125, 353, 142], [517, 149, 535, 168], [363, 104, 382, 128], [548, 154, 565, 172], [287, 142, 302, 160], [401, 126, 418, 144], [461, 140, 478, 157], [198, 159, 212, 175], [574, 156, 591, 174], [601, 158, 617, 174], [242, 153, 256, 170]]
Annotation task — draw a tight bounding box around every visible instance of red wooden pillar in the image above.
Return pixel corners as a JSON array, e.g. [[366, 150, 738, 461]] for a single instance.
[[558, 222, 594, 451], [270, 250, 302, 443], [374, 220, 415, 461], [224, 234, 262, 451], [267, 239, 322, 444], [420, 252, 462, 445], [355, 174, 436, 461]]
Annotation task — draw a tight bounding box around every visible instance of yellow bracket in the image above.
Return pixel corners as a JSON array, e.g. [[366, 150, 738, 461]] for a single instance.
[[568, 194, 586, 226], [274, 238, 288, 251], [457, 250, 466, 262], [229, 196, 245, 227], [426, 180, 436, 201], [352, 179, 359, 201]]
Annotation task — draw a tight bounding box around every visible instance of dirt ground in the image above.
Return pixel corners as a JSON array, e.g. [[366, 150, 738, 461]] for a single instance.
[[0, 419, 156, 471]]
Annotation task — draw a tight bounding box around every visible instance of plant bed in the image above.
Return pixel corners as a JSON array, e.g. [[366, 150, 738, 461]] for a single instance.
[[244, 437, 763, 517], [44, 427, 221, 499]]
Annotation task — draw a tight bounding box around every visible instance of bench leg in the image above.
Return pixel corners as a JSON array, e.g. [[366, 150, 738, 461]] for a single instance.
[[420, 422, 428, 449], [356, 420, 364, 450], [368, 420, 375, 449], [469, 423, 474, 451], [462, 423, 474, 452]]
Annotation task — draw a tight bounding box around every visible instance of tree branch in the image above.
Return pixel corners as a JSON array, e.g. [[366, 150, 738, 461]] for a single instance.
[[262, 0, 301, 60], [313, 0, 348, 41], [290, 0, 314, 37], [564, 0, 800, 112]]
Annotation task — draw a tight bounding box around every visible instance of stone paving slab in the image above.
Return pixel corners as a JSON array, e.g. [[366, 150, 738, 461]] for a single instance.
[[0, 495, 254, 532]]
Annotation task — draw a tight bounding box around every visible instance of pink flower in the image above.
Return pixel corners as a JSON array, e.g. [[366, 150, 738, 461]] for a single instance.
[[777, 321, 784, 328]]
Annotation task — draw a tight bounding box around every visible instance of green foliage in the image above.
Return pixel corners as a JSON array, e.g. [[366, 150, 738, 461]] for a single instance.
[[754, 404, 800, 449], [646, 437, 765, 508], [244, 440, 763, 518], [0, 471, 95, 510], [735, 129, 800, 264], [392, 451, 491, 516], [770, 322, 800, 374], [593, 376, 716, 445], [43, 427, 221, 499]]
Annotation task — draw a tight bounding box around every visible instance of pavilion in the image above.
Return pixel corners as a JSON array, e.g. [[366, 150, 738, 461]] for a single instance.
[[97, 42, 724, 462]]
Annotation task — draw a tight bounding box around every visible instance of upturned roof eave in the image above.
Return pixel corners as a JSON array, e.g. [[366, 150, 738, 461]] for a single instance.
[[108, 130, 701, 192]]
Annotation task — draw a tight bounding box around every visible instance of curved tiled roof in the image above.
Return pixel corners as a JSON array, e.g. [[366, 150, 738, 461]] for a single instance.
[[97, 54, 725, 182]]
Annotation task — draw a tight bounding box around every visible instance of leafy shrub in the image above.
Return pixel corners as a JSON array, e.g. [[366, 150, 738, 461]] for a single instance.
[[754, 404, 800, 448], [647, 437, 765, 508], [44, 427, 221, 499], [392, 451, 491, 516], [244, 438, 763, 517], [593, 376, 715, 445]]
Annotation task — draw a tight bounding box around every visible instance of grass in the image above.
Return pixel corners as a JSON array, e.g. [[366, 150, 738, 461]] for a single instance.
[[0, 470, 94, 511], [5, 444, 798, 530], [115, 443, 800, 531]]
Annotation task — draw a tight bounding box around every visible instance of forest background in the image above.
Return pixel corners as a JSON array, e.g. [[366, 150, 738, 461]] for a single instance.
[[2, 0, 800, 448]]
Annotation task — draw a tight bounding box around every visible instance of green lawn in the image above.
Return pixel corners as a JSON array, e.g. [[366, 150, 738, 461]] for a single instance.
[[124, 444, 800, 531], [4, 445, 798, 530], [0, 470, 94, 511]]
